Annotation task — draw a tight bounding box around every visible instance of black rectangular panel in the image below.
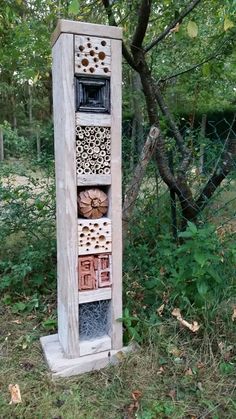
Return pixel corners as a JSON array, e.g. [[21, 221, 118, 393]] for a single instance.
[[75, 76, 110, 113]]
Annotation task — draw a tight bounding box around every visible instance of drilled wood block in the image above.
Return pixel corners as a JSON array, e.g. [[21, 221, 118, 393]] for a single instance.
[[78, 217, 111, 255], [75, 35, 111, 76]]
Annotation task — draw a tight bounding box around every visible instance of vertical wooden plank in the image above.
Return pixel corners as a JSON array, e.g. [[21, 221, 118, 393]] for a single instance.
[[0, 127, 4, 161], [53, 33, 80, 357], [110, 38, 123, 349]]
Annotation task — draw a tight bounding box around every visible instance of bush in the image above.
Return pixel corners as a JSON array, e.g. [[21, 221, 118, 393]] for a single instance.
[[0, 170, 56, 295]]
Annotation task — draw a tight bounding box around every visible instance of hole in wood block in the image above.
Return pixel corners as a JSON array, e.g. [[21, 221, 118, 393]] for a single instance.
[[98, 51, 106, 60], [79, 300, 111, 340], [81, 58, 89, 67], [101, 40, 106, 46]]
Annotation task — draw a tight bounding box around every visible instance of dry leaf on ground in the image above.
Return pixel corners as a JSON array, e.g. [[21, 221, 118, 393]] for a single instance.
[[131, 390, 142, 401], [157, 304, 165, 317], [185, 368, 193, 376], [157, 366, 164, 375], [168, 389, 176, 401], [232, 307, 236, 321], [9, 384, 22, 404], [172, 308, 200, 333]]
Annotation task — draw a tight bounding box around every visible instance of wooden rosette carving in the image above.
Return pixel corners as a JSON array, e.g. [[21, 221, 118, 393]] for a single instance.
[[78, 188, 108, 219]]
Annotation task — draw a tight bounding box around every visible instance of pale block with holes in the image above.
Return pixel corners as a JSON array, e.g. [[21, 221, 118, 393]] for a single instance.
[[75, 35, 111, 76], [78, 217, 112, 255]]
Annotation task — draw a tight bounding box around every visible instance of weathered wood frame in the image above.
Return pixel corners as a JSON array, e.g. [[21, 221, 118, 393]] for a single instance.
[[41, 20, 123, 375]]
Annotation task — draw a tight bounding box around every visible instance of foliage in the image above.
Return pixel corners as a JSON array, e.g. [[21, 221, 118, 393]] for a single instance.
[[0, 167, 56, 296], [123, 187, 236, 328], [0, 122, 29, 157]]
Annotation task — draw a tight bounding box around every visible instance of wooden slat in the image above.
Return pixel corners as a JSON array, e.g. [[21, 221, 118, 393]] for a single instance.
[[80, 335, 111, 356], [75, 113, 111, 127], [51, 20, 122, 46], [110, 38, 123, 350], [77, 174, 111, 186], [53, 33, 80, 358], [79, 287, 112, 304]]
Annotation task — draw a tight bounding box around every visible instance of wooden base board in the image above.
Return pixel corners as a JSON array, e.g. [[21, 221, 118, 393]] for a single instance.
[[40, 334, 132, 378]]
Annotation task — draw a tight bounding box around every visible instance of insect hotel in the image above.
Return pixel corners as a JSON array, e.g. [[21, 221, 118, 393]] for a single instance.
[[40, 20, 126, 376]]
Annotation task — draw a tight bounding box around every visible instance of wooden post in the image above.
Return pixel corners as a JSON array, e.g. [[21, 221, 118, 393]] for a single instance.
[[0, 127, 4, 161], [40, 20, 129, 377]]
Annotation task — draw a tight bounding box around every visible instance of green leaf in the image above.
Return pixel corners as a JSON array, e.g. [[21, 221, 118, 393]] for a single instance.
[[219, 362, 235, 375], [187, 221, 198, 234], [68, 0, 80, 15], [224, 17, 234, 31], [197, 281, 208, 296], [202, 62, 210, 77], [178, 230, 193, 238], [194, 252, 207, 267], [187, 21, 198, 38]]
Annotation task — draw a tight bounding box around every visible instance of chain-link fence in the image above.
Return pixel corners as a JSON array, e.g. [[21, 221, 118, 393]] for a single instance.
[[122, 114, 236, 244]]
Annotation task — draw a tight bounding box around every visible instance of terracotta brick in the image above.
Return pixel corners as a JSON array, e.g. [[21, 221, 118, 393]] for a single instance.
[[78, 254, 112, 290]]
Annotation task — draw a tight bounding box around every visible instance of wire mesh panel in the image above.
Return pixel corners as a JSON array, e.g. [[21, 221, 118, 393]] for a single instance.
[[79, 300, 111, 340]]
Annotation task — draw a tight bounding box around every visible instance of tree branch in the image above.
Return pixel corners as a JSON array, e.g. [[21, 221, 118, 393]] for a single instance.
[[159, 45, 226, 83], [154, 84, 191, 173], [102, 0, 137, 70], [122, 125, 160, 241], [144, 0, 202, 53], [131, 0, 151, 50]]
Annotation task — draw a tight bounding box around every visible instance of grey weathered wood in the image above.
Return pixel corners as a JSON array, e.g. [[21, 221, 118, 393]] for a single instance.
[[110, 38, 123, 350], [51, 19, 122, 46], [77, 174, 111, 186], [80, 335, 111, 356], [40, 334, 132, 377], [42, 21, 125, 375], [0, 127, 4, 161], [53, 33, 79, 358], [75, 113, 111, 127], [79, 288, 111, 304]]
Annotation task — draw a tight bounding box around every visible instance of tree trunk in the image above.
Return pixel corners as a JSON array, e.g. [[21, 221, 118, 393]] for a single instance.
[[122, 125, 160, 243], [0, 127, 4, 161], [36, 128, 41, 161]]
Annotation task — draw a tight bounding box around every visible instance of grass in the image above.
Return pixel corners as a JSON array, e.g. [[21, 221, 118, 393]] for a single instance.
[[0, 304, 235, 419]]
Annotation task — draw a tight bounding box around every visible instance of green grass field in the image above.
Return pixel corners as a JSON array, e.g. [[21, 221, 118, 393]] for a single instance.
[[0, 303, 235, 419]]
